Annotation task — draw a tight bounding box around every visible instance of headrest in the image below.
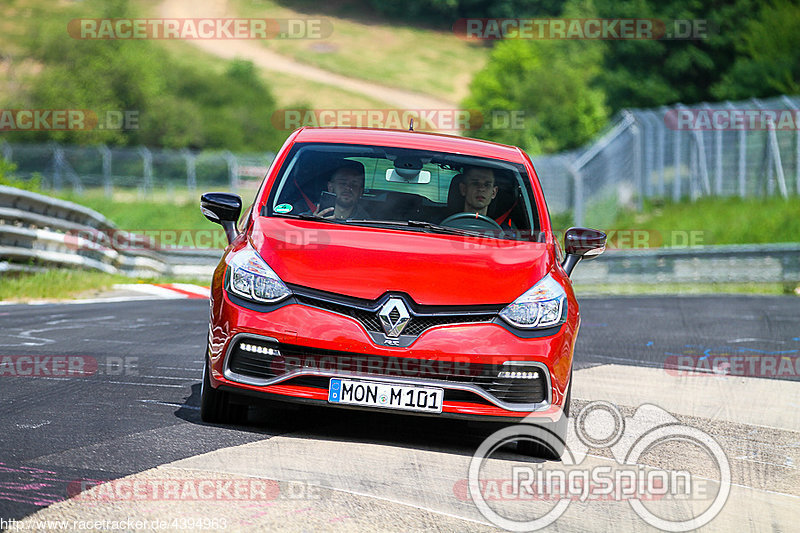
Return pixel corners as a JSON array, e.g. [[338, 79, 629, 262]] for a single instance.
[[447, 173, 464, 211]]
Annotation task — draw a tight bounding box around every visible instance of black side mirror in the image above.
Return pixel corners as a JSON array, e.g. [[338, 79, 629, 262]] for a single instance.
[[201, 192, 242, 244], [561, 227, 606, 277]]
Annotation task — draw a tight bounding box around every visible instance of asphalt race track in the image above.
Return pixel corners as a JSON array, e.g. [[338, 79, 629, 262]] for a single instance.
[[1, 295, 798, 531]]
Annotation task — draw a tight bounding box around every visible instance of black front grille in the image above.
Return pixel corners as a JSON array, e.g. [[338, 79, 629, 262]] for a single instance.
[[293, 295, 495, 336], [227, 339, 547, 405]]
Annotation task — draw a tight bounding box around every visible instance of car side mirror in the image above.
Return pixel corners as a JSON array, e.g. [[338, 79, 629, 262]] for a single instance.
[[201, 192, 242, 244], [561, 227, 606, 277]]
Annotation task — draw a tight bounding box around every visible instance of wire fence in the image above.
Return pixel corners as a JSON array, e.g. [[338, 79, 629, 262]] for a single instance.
[[531, 94, 800, 226], [3, 95, 799, 222], [0, 142, 275, 200]]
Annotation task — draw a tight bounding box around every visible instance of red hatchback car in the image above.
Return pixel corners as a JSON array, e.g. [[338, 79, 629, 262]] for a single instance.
[[200, 128, 605, 458]]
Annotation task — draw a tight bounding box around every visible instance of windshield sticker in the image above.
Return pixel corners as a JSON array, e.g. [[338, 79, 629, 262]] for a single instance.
[[275, 203, 293, 214]]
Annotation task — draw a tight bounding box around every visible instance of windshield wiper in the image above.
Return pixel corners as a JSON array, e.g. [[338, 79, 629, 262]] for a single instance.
[[407, 220, 488, 237], [351, 219, 486, 237], [277, 213, 344, 224]]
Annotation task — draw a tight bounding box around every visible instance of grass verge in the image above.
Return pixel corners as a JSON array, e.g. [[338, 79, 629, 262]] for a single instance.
[[58, 190, 218, 230], [609, 197, 800, 246], [0, 270, 210, 302], [552, 196, 800, 246]]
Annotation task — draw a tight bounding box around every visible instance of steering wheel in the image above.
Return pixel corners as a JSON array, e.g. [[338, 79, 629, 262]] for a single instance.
[[440, 212, 503, 232]]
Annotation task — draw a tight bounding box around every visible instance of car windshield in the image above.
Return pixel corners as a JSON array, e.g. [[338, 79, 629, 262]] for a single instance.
[[265, 142, 540, 241]]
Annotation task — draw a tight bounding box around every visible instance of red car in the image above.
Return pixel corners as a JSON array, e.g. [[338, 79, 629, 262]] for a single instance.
[[200, 128, 605, 459]]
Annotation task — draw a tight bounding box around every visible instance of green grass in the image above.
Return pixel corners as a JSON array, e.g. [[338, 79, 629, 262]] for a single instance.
[[58, 190, 217, 230], [0, 270, 210, 302], [552, 196, 800, 247]]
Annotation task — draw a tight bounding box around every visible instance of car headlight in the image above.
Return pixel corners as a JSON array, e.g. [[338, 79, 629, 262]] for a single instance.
[[499, 274, 566, 329], [227, 246, 291, 303]]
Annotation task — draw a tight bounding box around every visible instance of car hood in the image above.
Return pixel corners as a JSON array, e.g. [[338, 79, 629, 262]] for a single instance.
[[250, 217, 553, 306]]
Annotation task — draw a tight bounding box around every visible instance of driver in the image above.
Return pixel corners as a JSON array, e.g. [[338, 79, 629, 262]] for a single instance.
[[459, 166, 498, 216], [314, 160, 371, 220]]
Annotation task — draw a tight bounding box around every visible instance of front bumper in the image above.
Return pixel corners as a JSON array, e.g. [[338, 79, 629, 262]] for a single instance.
[[208, 289, 577, 422]]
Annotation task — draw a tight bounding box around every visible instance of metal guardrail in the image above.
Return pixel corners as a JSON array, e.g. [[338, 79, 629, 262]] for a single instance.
[[2, 185, 797, 285], [573, 244, 800, 285], [0, 185, 221, 279]]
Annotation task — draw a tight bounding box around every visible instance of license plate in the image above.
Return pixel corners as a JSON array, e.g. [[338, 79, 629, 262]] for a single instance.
[[328, 378, 443, 413]]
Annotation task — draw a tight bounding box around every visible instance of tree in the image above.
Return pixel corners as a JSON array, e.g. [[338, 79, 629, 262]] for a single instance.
[[712, 0, 800, 99], [462, 1, 608, 153]]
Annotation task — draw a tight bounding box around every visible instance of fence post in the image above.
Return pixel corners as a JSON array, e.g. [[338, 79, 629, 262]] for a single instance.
[[753, 98, 788, 198], [652, 110, 665, 198], [629, 113, 643, 210], [138, 146, 153, 197], [99, 145, 112, 198], [568, 162, 584, 227], [673, 104, 684, 201], [693, 129, 711, 197], [705, 103, 723, 196], [689, 135, 698, 201], [182, 148, 197, 193], [0, 141, 11, 163], [223, 151, 239, 192], [729, 101, 747, 198], [641, 111, 659, 199], [51, 142, 63, 191], [767, 125, 789, 198], [781, 95, 799, 195]]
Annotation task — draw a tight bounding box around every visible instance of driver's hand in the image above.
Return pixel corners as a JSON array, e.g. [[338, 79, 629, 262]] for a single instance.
[[313, 206, 335, 219]]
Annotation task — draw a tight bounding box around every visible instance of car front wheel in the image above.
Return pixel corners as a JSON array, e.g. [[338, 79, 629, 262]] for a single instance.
[[517, 378, 571, 460], [200, 352, 248, 424]]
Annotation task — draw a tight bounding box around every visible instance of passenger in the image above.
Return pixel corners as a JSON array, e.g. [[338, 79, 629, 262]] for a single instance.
[[314, 160, 371, 220], [459, 166, 498, 216]]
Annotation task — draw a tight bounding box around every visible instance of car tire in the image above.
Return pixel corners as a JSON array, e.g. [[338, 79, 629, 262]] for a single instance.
[[200, 353, 248, 424], [517, 377, 571, 460]]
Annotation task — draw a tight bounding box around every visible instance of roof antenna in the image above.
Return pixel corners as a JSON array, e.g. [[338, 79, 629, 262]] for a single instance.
[[409, 118, 414, 131]]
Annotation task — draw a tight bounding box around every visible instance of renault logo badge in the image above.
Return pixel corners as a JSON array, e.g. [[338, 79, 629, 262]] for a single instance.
[[378, 298, 411, 338]]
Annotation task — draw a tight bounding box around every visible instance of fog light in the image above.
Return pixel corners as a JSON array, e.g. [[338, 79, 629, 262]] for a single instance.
[[239, 342, 280, 356], [497, 370, 539, 379]]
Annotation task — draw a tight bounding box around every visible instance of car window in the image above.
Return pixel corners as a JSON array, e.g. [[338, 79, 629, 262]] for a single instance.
[[266, 142, 540, 241]]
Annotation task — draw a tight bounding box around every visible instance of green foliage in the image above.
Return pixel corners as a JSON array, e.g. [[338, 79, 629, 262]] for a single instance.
[[463, 1, 609, 153], [366, 0, 563, 27], [0, 158, 41, 191], [5, 0, 285, 152], [463, 0, 799, 152], [712, 0, 800, 99]]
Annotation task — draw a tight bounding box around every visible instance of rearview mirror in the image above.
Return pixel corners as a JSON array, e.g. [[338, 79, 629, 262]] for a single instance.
[[201, 192, 242, 244], [561, 227, 606, 276]]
